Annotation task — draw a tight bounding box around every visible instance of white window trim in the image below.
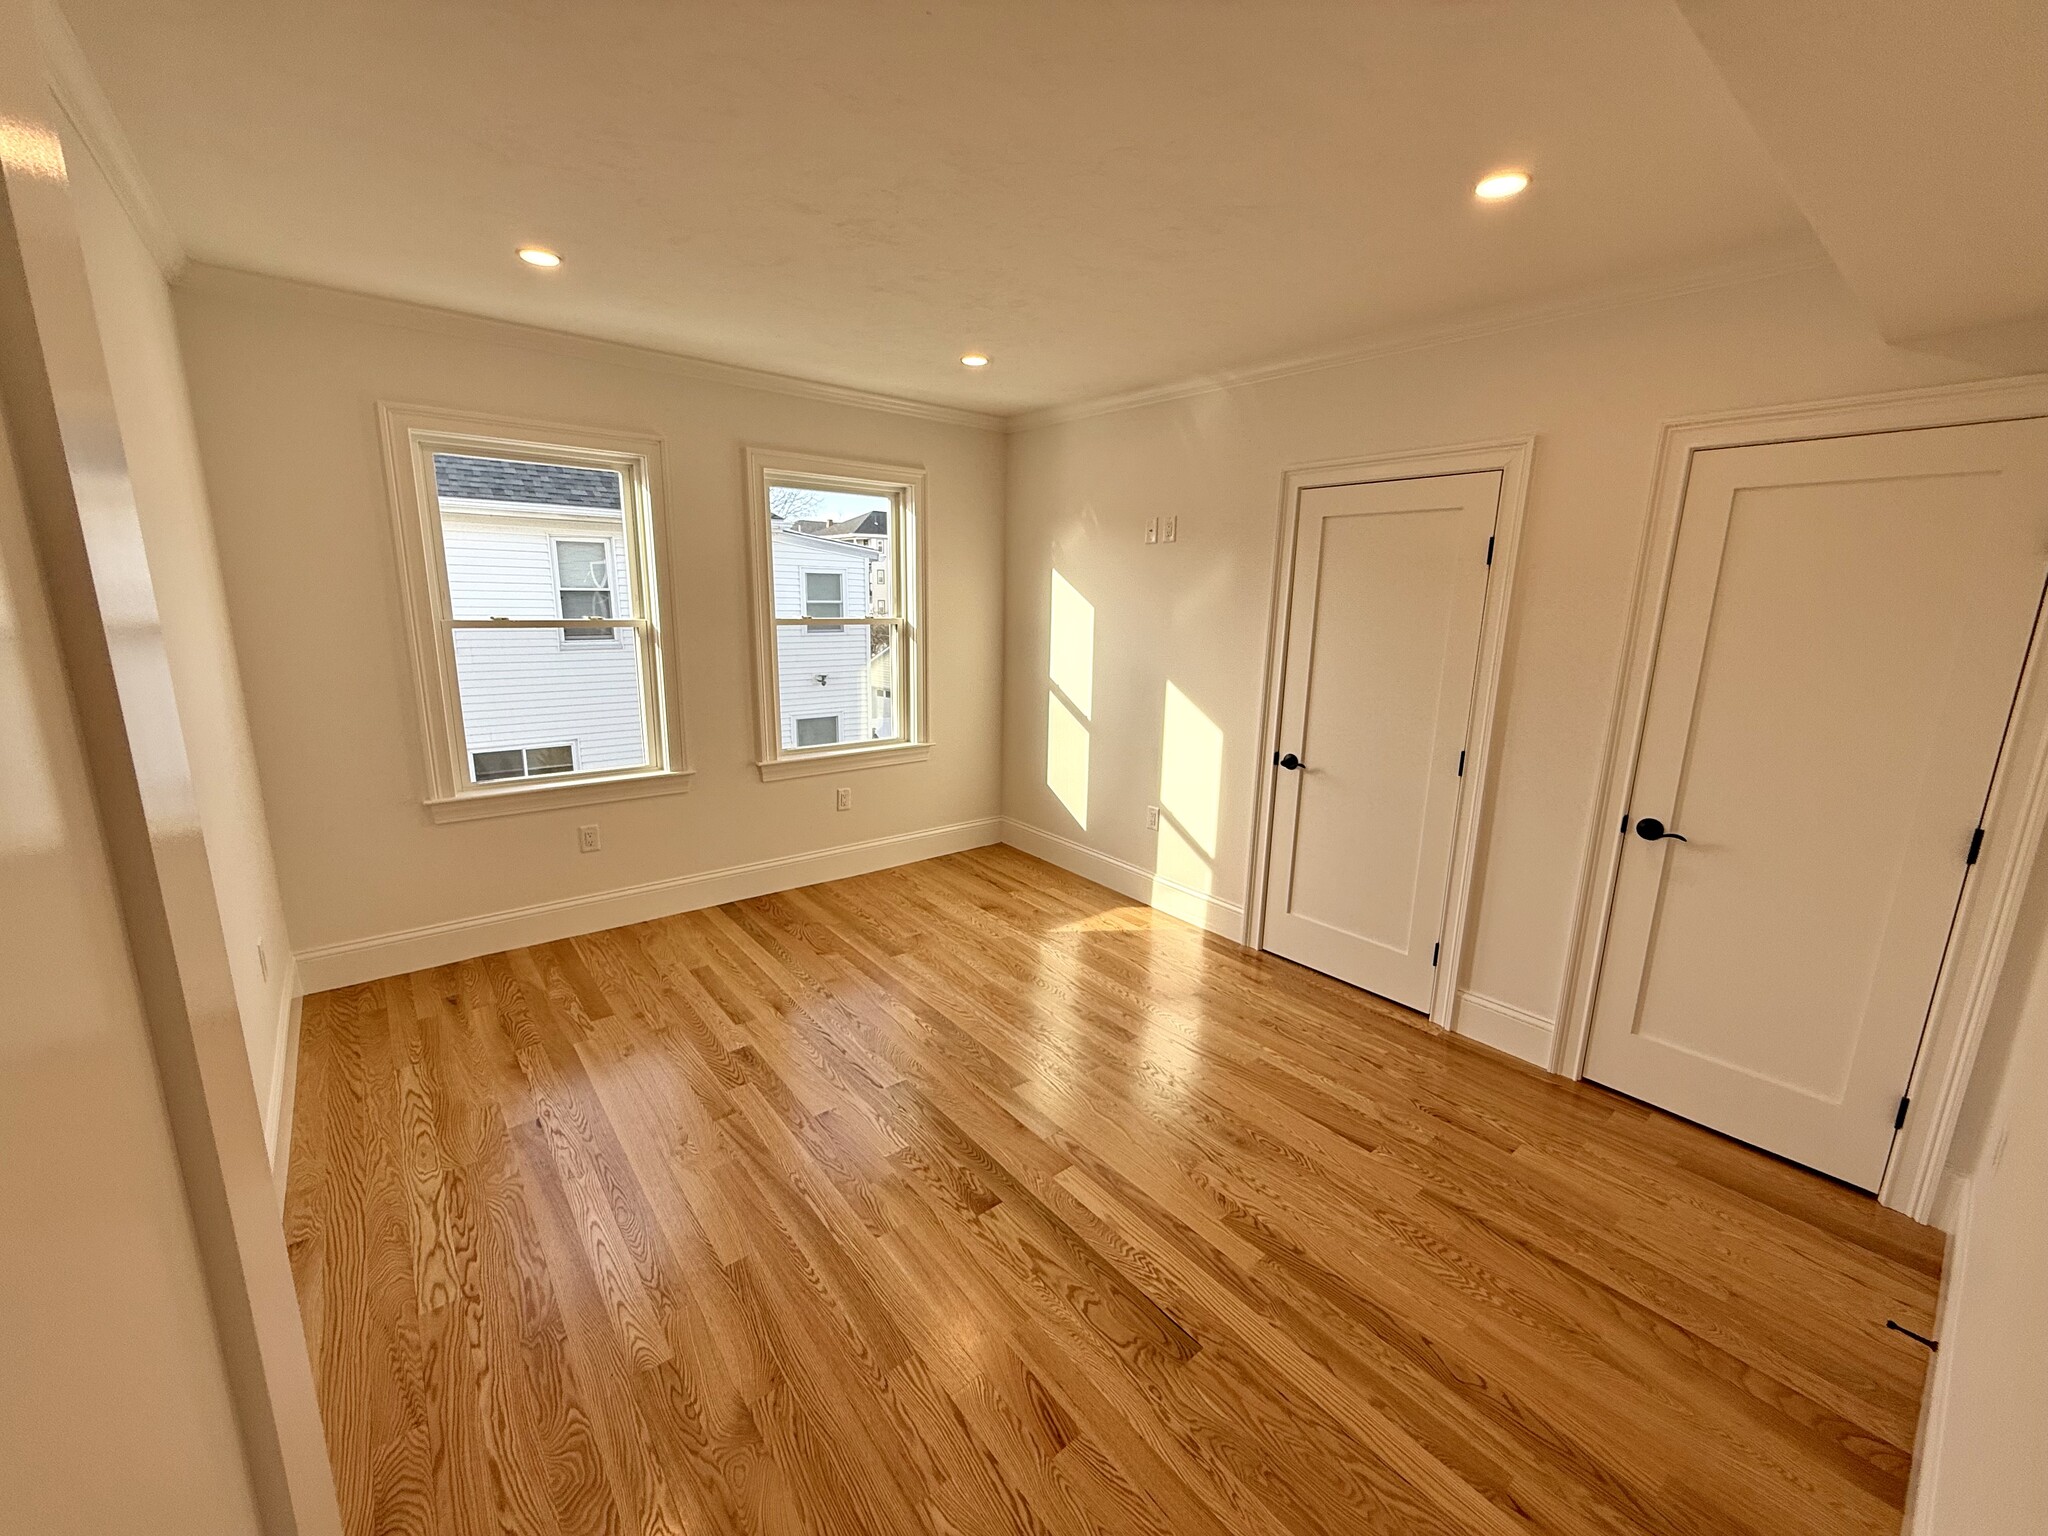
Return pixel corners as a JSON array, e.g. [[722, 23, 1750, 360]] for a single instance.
[[379, 403, 692, 820], [744, 447, 929, 782]]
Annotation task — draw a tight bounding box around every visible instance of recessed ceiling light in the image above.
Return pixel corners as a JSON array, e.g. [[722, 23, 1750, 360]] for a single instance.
[[960, 353, 991, 368], [517, 246, 562, 268], [1474, 170, 1530, 201]]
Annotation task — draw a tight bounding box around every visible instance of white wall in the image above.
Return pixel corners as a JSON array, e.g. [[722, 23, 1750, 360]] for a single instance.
[[1003, 262, 1998, 1052], [172, 268, 1005, 973], [1909, 844, 2048, 1532], [0, 370, 261, 1534], [66, 138, 297, 1146]]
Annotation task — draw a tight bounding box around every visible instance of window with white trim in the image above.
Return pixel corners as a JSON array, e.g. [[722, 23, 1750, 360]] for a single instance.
[[802, 570, 845, 631], [554, 537, 617, 643], [472, 743, 577, 782], [380, 407, 686, 816], [745, 449, 926, 779]]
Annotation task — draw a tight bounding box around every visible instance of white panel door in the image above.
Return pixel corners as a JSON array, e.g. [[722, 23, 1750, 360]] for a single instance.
[[1587, 419, 2048, 1189], [1261, 472, 1499, 1010]]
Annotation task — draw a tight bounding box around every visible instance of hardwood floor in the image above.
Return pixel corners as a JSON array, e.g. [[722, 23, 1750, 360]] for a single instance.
[[285, 846, 1945, 1536]]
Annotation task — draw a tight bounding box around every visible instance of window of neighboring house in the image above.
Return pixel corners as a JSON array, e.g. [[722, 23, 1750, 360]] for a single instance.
[[379, 406, 687, 819], [472, 743, 577, 782], [555, 538, 617, 643], [803, 570, 844, 632], [746, 448, 926, 779]]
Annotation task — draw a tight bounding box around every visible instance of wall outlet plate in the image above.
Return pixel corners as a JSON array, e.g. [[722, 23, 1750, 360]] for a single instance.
[[836, 786, 852, 811], [1147, 805, 1160, 829], [1146, 518, 1159, 544], [578, 823, 601, 853], [1163, 516, 1178, 543]]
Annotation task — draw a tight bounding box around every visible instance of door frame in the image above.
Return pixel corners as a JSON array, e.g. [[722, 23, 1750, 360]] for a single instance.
[[1244, 438, 1535, 1026], [1557, 374, 2048, 1221]]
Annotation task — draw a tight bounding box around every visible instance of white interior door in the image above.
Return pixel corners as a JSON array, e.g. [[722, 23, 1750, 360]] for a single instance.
[[1261, 471, 1499, 1010], [1587, 419, 2048, 1189]]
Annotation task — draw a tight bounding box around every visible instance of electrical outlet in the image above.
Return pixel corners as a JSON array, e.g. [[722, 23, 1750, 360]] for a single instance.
[[256, 940, 269, 982], [1163, 515, 1178, 543], [836, 786, 852, 811], [1145, 518, 1159, 545], [1147, 805, 1160, 829], [578, 823, 601, 853]]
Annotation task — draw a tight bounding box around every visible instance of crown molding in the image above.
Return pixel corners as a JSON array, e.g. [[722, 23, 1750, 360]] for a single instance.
[[175, 263, 1007, 433], [37, 0, 186, 280], [1008, 237, 1837, 433]]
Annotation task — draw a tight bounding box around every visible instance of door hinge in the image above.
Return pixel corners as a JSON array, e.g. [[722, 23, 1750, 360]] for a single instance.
[[1457, 749, 1465, 777], [1485, 535, 1495, 566], [1967, 826, 1985, 865], [1431, 942, 1440, 967], [1894, 1094, 1911, 1131]]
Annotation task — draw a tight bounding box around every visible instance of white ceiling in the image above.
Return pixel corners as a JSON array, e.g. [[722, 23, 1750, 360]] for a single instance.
[[1676, 0, 2048, 353], [62, 0, 1815, 414]]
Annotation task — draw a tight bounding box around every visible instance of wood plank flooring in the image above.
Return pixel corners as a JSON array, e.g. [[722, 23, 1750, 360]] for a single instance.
[[286, 845, 1945, 1536]]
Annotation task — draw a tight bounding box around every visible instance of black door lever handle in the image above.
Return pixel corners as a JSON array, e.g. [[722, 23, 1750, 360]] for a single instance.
[[1276, 752, 1306, 771], [1633, 816, 1686, 843]]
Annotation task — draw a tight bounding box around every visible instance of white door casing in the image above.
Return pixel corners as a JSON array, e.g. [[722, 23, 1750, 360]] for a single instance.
[[1260, 471, 1501, 1011], [1585, 419, 2048, 1190]]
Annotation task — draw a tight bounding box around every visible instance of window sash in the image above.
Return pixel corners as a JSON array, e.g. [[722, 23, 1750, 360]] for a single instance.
[[770, 615, 907, 753], [381, 410, 676, 803], [444, 616, 647, 632], [747, 453, 924, 772]]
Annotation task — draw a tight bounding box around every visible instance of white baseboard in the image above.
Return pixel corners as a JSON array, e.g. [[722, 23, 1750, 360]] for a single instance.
[[1904, 1171, 1975, 1535], [264, 958, 303, 1206], [1451, 989, 1556, 1068], [294, 817, 1004, 994], [999, 818, 1246, 940]]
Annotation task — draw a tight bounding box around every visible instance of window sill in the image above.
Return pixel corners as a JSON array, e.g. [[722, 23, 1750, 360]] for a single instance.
[[756, 742, 930, 782], [425, 767, 693, 823]]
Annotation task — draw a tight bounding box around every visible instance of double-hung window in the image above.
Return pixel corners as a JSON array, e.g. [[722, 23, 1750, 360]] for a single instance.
[[744, 449, 927, 780], [380, 406, 688, 818], [554, 538, 617, 643]]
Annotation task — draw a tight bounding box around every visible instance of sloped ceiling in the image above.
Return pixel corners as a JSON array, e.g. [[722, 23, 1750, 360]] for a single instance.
[[1677, 0, 2048, 360], [58, 0, 1813, 413]]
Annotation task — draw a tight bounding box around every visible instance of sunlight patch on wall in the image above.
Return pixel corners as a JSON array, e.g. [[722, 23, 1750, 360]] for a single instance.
[[1047, 693, 1090, 829], [1150, 817, 1214, 926], [1050, 569, 1094, 718], [1046, 570, 1095, 830], [1151, 681, 1224, 921]]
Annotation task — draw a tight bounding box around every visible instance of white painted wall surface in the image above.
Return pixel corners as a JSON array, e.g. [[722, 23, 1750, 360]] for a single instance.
[[0, 383, 261, 1534], [174, 268, 1004, 963], [1004, 262, 2000, 1050], [65, 131, 297, 1149], [1909, 844, 2048, 1532]]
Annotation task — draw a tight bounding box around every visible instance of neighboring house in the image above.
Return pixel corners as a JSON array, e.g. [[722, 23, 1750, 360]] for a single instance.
[[439, 456, 886, 778], [437, 455, 647, 782], [768, 527, 885, 748]]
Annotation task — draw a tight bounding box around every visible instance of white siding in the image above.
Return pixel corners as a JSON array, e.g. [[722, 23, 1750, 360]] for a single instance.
[[441, 511, 646, 776], [771, 531, 882, 748]]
